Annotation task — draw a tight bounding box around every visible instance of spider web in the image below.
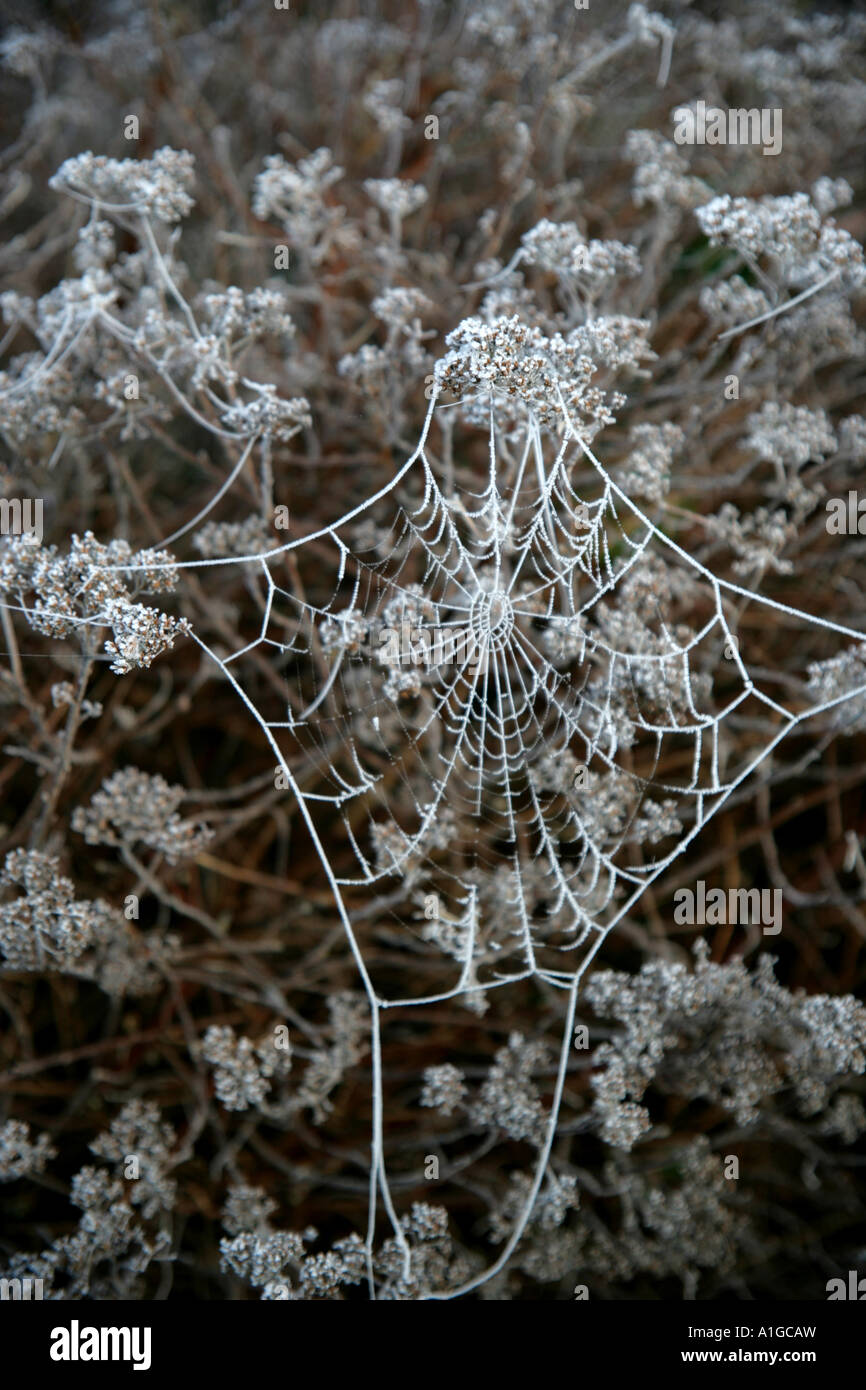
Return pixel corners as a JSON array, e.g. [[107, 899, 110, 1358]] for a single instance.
[[133, 380, 866, 1298]]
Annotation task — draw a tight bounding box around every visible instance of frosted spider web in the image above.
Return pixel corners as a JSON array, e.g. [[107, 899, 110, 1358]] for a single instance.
[[125, 378, 866, 1299]]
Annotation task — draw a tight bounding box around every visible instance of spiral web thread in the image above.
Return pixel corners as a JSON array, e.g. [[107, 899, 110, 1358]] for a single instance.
[[120, 380, 865, 1298]]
